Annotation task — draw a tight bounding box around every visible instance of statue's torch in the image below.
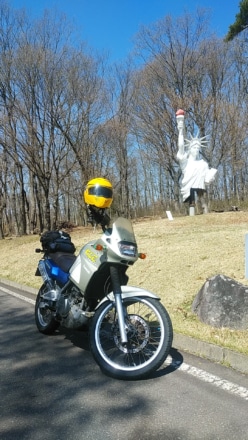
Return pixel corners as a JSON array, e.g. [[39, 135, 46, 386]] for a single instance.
[[176, 109, 185, 130]]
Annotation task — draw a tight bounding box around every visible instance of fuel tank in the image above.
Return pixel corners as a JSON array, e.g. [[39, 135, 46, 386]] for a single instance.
[[69, 240, 106, 292]]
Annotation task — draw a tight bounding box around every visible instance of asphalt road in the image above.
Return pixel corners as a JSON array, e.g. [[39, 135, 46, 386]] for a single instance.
[[0, 287, 247, 440]]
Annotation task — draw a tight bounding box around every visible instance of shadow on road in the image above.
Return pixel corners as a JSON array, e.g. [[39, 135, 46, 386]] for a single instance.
[[58, 326, 90, 351], [59, 327, 184, 380]]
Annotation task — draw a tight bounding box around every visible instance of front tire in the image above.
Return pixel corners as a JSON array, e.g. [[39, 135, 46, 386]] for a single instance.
[[35, 284, 60, 334], [90, 296, 173, 380]]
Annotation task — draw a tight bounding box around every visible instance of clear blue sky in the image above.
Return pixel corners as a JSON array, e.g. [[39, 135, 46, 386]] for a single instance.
[[9, 0, 240, 61]]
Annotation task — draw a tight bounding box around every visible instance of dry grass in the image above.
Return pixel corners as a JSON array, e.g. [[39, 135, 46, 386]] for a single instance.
[[1, 211, 248, 355]]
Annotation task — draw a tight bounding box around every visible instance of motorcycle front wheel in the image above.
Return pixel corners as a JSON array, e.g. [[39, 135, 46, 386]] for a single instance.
[[90, 296, 173, 380], [35, 284, 60, 334]]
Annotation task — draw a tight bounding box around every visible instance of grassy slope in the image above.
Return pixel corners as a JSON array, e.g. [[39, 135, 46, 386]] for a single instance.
[[1, 211, 247, 354]]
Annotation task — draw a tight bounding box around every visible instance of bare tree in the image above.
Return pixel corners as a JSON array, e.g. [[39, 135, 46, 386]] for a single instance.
[[53, 48, 112, 183], [7, 11, 80, 231]]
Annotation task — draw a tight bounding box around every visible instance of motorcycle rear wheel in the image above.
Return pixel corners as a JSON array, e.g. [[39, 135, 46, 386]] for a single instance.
[[90, 296, 173, 380], [35, 284, 60, 334]]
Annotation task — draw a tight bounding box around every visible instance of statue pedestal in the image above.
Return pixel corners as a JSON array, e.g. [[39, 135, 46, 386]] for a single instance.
[[189, 206, 195, 216]]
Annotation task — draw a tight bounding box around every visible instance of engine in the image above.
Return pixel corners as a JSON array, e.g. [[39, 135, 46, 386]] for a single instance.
[[59, 286, 91, 329]]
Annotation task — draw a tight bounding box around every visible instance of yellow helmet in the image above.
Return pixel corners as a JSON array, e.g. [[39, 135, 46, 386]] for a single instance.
[[84, 177, 113, 209]]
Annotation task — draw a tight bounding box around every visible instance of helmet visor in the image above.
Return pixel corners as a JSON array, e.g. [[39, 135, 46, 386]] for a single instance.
[[88, 185, 113, 199]]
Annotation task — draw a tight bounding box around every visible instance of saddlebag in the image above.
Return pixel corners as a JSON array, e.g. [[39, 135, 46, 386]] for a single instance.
[[40, 230, 76, 254]]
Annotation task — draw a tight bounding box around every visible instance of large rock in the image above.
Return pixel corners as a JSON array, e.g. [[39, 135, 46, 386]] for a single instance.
[[192, 274, 248, 330]]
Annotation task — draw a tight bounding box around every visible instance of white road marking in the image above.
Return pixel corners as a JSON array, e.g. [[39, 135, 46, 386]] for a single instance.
[[1, 286, 36, 305], [2, 285, 248, 401], [166, 356, 248, 401]]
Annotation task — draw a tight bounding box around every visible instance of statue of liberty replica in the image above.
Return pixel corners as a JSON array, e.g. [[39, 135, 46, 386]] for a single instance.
[[176, 109, 217, 215]]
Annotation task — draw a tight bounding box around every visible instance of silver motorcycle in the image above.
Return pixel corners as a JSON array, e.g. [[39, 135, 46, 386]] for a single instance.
[[35, 217, 173, 379]]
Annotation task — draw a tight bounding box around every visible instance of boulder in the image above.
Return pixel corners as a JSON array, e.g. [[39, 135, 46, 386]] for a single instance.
[[192, 274, 248, 330]]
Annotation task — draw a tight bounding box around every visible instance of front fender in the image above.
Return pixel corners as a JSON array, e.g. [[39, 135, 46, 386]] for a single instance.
[[96, 285, 160, 310]]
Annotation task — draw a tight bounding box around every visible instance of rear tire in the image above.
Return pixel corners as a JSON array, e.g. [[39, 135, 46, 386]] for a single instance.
[[35, 284, 60, 334], [90, 296, 173, 380]]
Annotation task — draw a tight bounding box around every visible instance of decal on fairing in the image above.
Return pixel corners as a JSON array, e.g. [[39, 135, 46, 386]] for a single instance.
[[84, 248, 98, 264]]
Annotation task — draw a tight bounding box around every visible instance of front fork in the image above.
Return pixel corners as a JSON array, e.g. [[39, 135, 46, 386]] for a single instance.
[[110, 266, 128, 344]]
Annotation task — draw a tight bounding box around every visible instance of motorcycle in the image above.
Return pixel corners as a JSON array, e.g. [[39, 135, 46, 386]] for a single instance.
[[34, 215, 173, 380]]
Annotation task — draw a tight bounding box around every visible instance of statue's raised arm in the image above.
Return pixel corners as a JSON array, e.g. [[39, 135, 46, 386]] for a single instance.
[[176, 109, 186, 159]]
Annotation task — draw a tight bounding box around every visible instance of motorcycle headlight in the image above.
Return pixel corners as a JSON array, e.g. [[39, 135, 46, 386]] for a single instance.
[[118, 241, 137, 257]]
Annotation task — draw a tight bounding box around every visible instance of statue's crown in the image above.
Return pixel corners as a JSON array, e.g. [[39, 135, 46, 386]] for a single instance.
[[185, 132, 208, 150]]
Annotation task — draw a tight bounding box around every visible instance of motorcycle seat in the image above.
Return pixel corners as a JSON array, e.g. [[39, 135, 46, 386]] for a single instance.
[[48, 252, 77, 273]]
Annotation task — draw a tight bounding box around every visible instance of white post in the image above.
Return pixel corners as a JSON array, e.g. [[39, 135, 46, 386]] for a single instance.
[[189, 206, 195, 216], [166, 211, 173, 221]]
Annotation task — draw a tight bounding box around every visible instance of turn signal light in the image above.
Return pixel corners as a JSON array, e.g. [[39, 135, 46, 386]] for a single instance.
[[138, 253, 146, 260], [94, 244, 103, 251]]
